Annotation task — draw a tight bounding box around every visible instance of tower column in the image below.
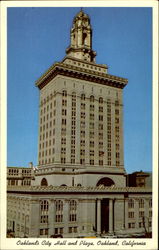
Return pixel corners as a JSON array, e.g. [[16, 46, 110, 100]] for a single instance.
[[109, 198, 114, 233], [97, 199, 101, 234]]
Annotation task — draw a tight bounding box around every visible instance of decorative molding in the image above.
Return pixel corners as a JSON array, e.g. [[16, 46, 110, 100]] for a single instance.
[[36, 62, 128, 90]]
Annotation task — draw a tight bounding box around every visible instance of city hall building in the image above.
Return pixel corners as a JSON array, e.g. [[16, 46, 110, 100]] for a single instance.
[[7, 9, 152, 238]]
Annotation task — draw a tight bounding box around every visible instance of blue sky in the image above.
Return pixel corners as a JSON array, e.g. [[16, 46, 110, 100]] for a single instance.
[[7, 7, 152, 173]]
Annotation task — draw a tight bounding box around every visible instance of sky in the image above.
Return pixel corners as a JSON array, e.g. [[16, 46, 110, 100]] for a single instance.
[[7, 7, 152, 173]]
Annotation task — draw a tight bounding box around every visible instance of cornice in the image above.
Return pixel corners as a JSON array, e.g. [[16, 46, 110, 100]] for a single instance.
[[7, 185, 152, 195], [35, 62, 128, 90]]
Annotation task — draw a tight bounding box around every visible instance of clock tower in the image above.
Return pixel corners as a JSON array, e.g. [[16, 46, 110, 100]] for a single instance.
[[66, 9, 96, 62]]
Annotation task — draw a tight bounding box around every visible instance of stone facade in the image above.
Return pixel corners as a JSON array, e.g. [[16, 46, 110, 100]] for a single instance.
[[7, 186, 152, 238]]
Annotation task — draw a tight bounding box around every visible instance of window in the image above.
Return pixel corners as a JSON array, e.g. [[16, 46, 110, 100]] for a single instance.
[[139, 211, 144, 218], [55, 200, 63, 223], [149, 199, 152, 208], [128, 222, 135, 228], [115, 100, 119, 106], [62, 119, 66, 125], [139, 199, 144, 208], [62, 109, 67, 116], [90, 160, 94, 165], [61, 138, 66, 144], [90, 150, 94, 156], [90, 95, 94, 102], [61, 158, 66, 163], [40, 228, 48, 235], [62, 90, 67, 97], [61, 148, 66, 154], [115, 109, 119, 115], [128, 212, 134, 218], [80, 159, 85, 164], [99, 97, 103, 104], [90, 122, 94, 129], [81, 112, 85, 119], [90, 104, 94, 111], [90, 114, 94, 120], [149, 210, 152, 217], [81, 103, 85, 109], [115, 118, 119, 123], [99, 115, 103, 121], [99, 160, 103, 166], [54, 227, 63, 235], [81, 94, 85, 100], [69, 200, 77, 222], [40, 200, 49, 224], [69, 227, 77, 233], [62, 100, 67, 106], [41, 178, 48, 186], [99, 106, 103, 112], [40, 215, 48, 223], [99, 124, 103, 130], [90, 141, 94, 147], [116, 152, 120, 158], [139, 222, 143, 228], [41, 200, 49, 211]]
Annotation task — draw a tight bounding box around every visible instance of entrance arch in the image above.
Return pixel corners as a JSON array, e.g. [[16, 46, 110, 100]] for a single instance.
[[96, 177, 115, 187]]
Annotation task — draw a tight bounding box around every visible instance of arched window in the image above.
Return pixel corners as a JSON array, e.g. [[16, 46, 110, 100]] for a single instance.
[[81, 93, 85, 101], [90, 95, 94, 102], [55, 200, 63, 222], [72, 92, 76, 98], [96, 177, 114, 187], [99, 97, 103, 104], [41, 200, 49, 211], [62, 90, 67, 97], [128, 199, 134, 209], [82, 33, 87, 45], [41, 178, 48, 186], [40, 200, 49, 223], [139, 199, 144, 208], [69, 200, 77, 222]]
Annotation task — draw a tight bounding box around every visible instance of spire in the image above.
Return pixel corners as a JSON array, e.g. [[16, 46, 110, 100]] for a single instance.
[[66, 9, 96, 62]]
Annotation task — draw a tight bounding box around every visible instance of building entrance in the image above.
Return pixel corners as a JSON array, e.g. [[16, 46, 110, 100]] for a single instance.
[[101, 199, 109, 233]]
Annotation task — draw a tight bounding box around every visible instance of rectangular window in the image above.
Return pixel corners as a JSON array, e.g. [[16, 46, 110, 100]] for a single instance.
[[62, 119, 66, 125], [69, 227, 77, 233], [139, 222, 143, 228], [90, 160, 94, 165], [55, 214, 63, 223], [139, 211, 144, 218], [99, 107, 103, 112], [128, 223, 135, 228], [115, 109, 119, 115], [69, 214, 77, 222], [99, 160, 103, 165], [62, 109, 67, 115], [149, 210, 152, 217], [99, 115, 103, 121], [40, 215, 48, 223], [128, 212, 134, 218]]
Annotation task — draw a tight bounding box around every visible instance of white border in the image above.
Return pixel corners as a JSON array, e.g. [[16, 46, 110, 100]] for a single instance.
[[0, 1, 158, 250]]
